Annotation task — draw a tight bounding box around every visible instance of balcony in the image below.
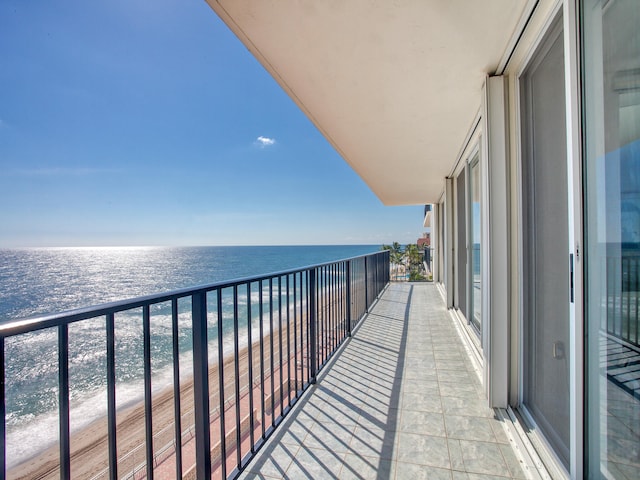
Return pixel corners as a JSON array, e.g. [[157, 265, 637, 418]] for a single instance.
[[1, 252, 389, 480], [237, 283, 530, 479], [2, 254, 535, 479]]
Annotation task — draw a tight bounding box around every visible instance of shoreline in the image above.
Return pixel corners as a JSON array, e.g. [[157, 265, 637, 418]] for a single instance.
[[7, 322, 304, 480], [7, 284, 346, 480]]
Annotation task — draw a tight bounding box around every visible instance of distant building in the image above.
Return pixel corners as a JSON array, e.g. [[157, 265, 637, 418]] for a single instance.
[[417, 234, 430, 248]]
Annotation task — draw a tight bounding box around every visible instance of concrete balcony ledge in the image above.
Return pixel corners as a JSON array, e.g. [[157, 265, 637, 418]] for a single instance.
[[239, 283, 532, 480]]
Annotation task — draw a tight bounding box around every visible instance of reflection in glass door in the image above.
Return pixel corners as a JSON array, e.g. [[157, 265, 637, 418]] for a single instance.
[[583, 0, 640, 477], [470, 156, 481, 332]]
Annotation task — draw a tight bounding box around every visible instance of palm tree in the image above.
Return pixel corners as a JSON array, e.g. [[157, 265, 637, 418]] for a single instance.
[[381, 242, 405, 281], [404, 244, 425, 281], [391, 241, 403, 265]]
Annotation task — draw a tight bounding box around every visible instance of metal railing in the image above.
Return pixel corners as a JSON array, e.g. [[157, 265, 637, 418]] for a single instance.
[[0, 250, 389, 480], [604, 254, 639, 348]]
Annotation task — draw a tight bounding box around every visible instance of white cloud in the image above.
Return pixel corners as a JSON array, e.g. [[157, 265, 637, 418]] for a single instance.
[[255, 136, 276, 147]]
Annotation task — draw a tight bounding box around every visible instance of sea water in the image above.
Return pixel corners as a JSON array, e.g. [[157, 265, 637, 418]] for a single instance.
[[0, 245, 378, 467]]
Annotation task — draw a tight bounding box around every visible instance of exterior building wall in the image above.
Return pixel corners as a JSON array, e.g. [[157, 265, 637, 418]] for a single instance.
[[432, 1, 639, 478]]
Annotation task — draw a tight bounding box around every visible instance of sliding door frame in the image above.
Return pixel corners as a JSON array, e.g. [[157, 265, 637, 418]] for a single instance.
[[512, 1, 584, 477]]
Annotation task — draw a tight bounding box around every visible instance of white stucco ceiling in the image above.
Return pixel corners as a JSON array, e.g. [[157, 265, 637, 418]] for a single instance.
[[206, 0, 529, 205]]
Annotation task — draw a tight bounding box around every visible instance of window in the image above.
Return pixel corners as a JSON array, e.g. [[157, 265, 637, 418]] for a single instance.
[[582, 0, 640, 477], [469, 155, 482, 333]]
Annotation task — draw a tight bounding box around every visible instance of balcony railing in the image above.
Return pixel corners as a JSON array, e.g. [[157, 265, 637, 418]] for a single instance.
[[0, 250, 390, 480], [604, 253, 639, 348]]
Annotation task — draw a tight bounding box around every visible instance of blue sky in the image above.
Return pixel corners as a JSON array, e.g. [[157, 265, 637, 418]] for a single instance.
[[0, 0, 424, 248]]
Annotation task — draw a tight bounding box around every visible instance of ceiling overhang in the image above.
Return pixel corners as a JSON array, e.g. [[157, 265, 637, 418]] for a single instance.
[[206, 1, 529, 205]]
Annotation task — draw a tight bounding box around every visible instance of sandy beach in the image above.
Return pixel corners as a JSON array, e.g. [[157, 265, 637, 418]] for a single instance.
[[7, 281, 348, 480], [7, 320, 313, 480]]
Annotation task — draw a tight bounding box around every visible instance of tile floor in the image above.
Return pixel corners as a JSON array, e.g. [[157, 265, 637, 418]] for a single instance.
[[238, 283, 529, 479]]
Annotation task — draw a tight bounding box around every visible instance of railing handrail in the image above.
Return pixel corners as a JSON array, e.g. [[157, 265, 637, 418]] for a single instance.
[[0, 251, 382, 338]]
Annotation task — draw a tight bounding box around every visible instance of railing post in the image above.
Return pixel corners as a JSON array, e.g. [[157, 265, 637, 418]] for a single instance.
[[233, 285, 242, 470], [142, 305, 154, 480], [106, 313, 118, 480], [192, 291, 212, 479], [309, 268, 317, 384], [0, 338, 5, 480], [58, 324, 70, 480], [346, 261, 352, 337], [364, 256, 369, 311], [378, 254, 381, 293], [386, 250, 390, 284], [373, 255, 378, 297], [216, 291, 227, 479], [246, 283, 255, 451], [171, 299, 183, 480]]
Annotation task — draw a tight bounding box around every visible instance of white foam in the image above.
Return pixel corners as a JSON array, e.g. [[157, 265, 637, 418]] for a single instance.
[[5, 317, 272, 469]]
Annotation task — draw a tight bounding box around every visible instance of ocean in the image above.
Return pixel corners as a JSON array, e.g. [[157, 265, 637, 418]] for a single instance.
[[0, 245, 379, 467]]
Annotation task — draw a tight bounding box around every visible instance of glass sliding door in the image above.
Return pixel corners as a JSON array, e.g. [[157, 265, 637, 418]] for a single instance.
[[456, 169, 468, 320], [439, 201, 445, 283], [582, 0, 640, 477], [469, 156, 482, 332], [520, 16, 571, 468]]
